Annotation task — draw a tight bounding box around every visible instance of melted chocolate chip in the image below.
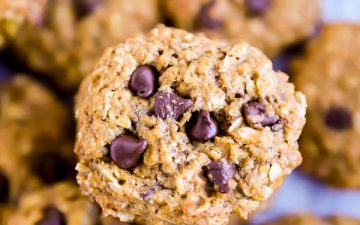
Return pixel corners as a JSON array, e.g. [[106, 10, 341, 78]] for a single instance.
[[245, 0, 271, 15], [154, 91, 193, 120], [129, 65, 158, 98], [36, 207, 66, 225], [325, 106, 352, 130], [73, 0, 101, 20], [0, 172, 9, 203], [243, 101, 282, 131], [197, 0, 223, 29], [186, 111, 219, 141], [110, 135, 148, 169], [31, 152, 76, 184], [204, 161, 236, 193]]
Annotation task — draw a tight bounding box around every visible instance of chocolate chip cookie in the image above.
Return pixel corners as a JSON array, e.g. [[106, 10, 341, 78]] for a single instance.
[[7, 182, 100, 225], [0, 0, 46, 48], [293, 24, 360, 188], [163, 0, 321, 57], [262, 214, 360, 225], [74, 25, 306, 225], [14, 0, 160, 89], [0, 75, 75, 203]]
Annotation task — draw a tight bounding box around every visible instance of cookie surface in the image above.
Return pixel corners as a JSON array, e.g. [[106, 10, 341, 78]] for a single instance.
[[163, 0, 320, 57], [262, 214, 360, 225], [7, 182, 100, 225], [75, 25, 306, 225], [14, 0, 160, 89], [293, 24, 360, 188], [0, 76, 75, 204], [0, 0, 46, 48]]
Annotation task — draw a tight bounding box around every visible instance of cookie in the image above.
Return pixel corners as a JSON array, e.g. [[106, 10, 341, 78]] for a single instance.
[[0, 0, 46, 48], [14, 0, 160, 89], [293, 24, 360, 188], [74, 25, 306, 225], [262, 214, 360, 225], [7, 182, 100, 225], [162, 0, 321, 57], [0, 75, 75, 203]]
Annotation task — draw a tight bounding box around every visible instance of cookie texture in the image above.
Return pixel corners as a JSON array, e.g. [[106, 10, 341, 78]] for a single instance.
[[262, 214, 360, 225], [0, 76, 75, 204], [0, 0, 46, 48], [14, 0, 160, 89], [163, 0, 321, 57], [75, 26, 306, 225], [7, 182, 100, 225], [293, 24, 360, 188]]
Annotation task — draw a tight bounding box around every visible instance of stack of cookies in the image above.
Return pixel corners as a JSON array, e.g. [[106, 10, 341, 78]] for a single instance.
[[0, 0, 359, 225]]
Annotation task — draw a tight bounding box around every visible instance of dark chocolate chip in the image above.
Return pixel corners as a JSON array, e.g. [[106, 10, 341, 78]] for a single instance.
[[154, 91, 193, 120], [31, 152, 76, 184], [110, 135, 148, 169], [140, 188, 155, 200], [204, 161, 236, 193], [186, 111, 219, 141], [325, 106, 352, 130], [197, 0, 223, 29], [129, 65, 158, 98], [36, 207, 66, 225], [0, 172, 9, 203], [72, 0, 101, 20], [245, 0, 271, 15], [243, 101, 282, 131]]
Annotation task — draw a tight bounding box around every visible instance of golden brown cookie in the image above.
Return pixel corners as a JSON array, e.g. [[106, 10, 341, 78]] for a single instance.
[[163, 0, 321, 57], [0, 76, 75, 204], [74, 25, 306, 225], [293, 23, 360, 188], [14, 0, 160, 89]]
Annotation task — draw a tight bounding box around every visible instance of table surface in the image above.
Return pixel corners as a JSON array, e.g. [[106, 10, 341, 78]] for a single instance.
[[252, 0, 360, 223]]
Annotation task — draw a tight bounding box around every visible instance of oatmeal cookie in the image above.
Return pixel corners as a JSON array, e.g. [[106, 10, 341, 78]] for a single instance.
[[163, 0, 321, 57], [75, 26, 306, 225], [293, 24, 360, 188], [0, 75, 75, 203], [0, 0, 46, 48], [7, 182, 100, 225], [14, 0, 160, 89]]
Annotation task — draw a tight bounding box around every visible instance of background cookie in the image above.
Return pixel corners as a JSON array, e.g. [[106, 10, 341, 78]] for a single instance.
[[14, 0, 160, 89], [75, 25, 306, 225], [0, 75, 75, 204], [162, 0, 321, 57], [293, 23, 360, 188], [7, 182, 100, 225]]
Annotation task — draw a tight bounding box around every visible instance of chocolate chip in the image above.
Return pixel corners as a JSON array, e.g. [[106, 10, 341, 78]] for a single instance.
[[197, 0, 223, 29], [31, 152, 76, 184], [141, 188, 155, 200], [0, 172, 9, 203], [73, 0, 101, 20], [154, 91, 193, 120], [186, 111, 219, 141], [110, 135, 147, 169], [245, 0, 271, 15], [325, 106, 352, 130], [243, 101, 282, 131], [204, 161, 236, 193], [36, 207, 66, 225], [129, 65, 158, 98]]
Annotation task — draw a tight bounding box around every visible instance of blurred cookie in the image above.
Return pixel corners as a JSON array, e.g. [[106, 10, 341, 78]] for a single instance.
[[0, 0, 46, 48], [7, 182, 100, 225], [262, 214, 360, 225], [74, 25, 306, 225], [163, 0, 321, 57], [293, 24, 360, 188], [0, 76, 75, 203], [14, 0, 160, 89]]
